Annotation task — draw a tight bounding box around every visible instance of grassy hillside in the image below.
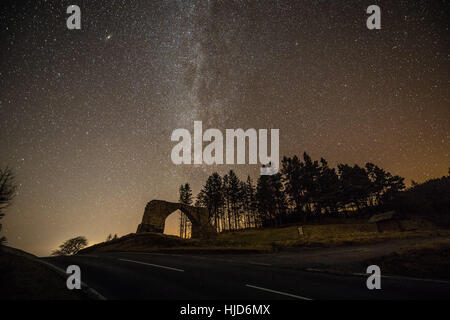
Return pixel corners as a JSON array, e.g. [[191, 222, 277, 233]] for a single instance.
[[79, 219, 448, 254], [215, 221, 447, 248]]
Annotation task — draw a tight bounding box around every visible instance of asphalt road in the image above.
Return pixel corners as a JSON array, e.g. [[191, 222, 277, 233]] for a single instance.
[[42, 252, 450, 300]]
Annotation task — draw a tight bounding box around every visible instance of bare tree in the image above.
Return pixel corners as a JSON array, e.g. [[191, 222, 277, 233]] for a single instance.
[[0, 167, 17, 245], [51, 236, 88, 256]]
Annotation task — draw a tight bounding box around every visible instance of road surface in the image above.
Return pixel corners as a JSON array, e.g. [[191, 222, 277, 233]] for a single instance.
[[42, 251, 450, 300]]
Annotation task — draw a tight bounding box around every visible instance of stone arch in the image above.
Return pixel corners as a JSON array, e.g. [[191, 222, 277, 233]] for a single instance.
[[136, 200, 215, 238]]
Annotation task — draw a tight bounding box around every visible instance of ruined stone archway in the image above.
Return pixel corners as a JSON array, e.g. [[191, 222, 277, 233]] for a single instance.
[[136, 200, 216, 239]]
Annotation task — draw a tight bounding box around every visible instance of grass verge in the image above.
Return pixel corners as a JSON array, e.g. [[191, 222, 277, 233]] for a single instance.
[[364, 238, 450, 280], [0, 248, 86, 300]]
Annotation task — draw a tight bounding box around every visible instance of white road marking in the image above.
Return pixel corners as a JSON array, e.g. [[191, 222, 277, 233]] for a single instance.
[[119, 258, 184, 272], [38, 259, 107, 300], [119, 252, 271, 267], [246, 284, 312, 300], [352, 272, 450, 284]]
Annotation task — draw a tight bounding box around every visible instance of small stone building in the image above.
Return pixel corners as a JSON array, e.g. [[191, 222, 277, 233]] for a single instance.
[[369, 211, 403, 233]]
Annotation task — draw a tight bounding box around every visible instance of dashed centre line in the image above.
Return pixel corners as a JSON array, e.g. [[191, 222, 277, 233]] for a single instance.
[[246, 284, 313, 300], [119, 258, 185, 272]]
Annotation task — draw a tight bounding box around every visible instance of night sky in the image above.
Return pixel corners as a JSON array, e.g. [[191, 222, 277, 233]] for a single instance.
[[1, 0, 448, 256]]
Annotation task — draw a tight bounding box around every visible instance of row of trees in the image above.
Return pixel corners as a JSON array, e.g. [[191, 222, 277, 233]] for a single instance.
[[180, 152, 406, 234], [195, 171, 258, 232], [178, 184, 193, 238], [279, 153, 405, 220], [389, 171, 450, 226]]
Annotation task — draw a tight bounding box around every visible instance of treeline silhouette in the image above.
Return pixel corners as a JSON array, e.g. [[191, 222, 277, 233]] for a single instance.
[[387, 172, 450, 226], [179, 152, 415, 234]]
